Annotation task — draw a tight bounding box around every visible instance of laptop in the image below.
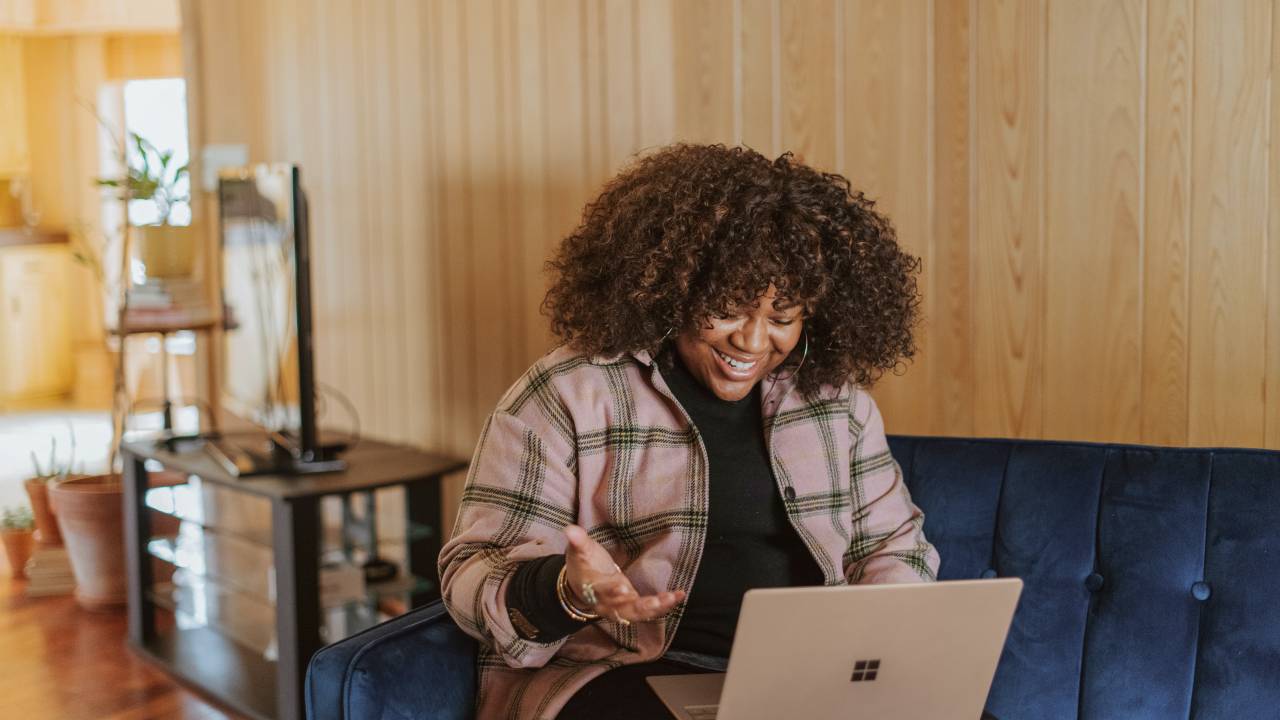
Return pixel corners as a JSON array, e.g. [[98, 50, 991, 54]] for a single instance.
[[646, 578, 1022, 720]]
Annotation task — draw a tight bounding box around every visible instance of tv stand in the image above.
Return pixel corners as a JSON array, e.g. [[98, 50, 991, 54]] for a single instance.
[[120, 434, 467, 720]]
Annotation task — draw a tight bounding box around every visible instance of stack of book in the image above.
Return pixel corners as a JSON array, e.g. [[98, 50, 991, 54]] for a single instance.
[[124, 279, 216, 328], [25, 545, 76, 597]]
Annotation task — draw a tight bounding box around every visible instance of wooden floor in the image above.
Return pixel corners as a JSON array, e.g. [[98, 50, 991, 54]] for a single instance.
[[0, 570, 245, 720]]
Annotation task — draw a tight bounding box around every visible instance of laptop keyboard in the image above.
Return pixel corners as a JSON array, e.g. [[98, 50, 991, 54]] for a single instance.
[[684, 705, 719, 720]]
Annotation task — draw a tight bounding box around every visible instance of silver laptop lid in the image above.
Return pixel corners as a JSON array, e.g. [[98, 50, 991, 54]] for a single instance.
[[713, 579, 1022, 720]]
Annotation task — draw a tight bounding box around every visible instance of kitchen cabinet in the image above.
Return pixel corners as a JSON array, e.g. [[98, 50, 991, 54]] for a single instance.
[[0, 242, 73, 404], [0, 34, 30, 178]]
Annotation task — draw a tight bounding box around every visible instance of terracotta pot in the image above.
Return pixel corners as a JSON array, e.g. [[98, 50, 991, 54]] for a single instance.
[[49, 474, 126, 611], [136, 224, 197, 279], [1, 529, 35, 579], [24, 478, 63, 546]]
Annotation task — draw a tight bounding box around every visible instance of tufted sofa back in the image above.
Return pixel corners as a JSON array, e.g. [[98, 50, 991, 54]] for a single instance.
[[307, 437, 1280, 720], [889, 436, 1280, 720]]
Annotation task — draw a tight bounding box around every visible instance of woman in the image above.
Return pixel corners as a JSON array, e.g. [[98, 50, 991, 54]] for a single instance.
[[439, 143, 939, 720]]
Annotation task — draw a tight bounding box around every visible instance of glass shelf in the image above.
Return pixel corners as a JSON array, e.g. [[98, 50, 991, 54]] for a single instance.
[[322, 523, 434, 553], [144, 476, 273, 547], [147, 524, 436, 611], [149, 570, 276, 658], [144, 476, 435, 552], [148, 524, 273, 603], [147, 570, 429, 655]]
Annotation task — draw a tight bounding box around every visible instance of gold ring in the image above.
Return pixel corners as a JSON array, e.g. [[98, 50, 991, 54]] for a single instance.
[[581, 582, 598, 606], [614, 612, 630, 626]]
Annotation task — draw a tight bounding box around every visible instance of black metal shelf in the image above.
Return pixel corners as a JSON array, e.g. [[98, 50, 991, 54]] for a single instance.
[[122, 435, 466, 720]]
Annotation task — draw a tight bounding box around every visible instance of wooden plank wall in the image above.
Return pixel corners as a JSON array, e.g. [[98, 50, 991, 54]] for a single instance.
[[183, 0, 1280, 524]]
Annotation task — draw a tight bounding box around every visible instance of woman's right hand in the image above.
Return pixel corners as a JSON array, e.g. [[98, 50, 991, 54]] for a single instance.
[[562, 524, 686, 623]]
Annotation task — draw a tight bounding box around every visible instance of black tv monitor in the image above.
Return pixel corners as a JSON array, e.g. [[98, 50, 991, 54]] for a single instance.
[[218, 164, 344, 473]]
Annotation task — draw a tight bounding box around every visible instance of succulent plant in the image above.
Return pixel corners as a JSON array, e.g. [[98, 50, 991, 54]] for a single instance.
[[1, 506, 34, 532], [28, 429, 78, 484]]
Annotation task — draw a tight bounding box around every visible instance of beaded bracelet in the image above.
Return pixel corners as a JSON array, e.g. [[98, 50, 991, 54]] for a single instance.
[[556, 564, 601, 622]]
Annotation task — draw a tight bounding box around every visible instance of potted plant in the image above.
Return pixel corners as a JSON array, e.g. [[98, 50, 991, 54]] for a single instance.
[[24, 433, 79, 547], [49, 474, 129, 608], [56, 112, 204, 610], [95, 131, 192, 279], [1, 506, 36, 579], [45, 123, 154, 611]]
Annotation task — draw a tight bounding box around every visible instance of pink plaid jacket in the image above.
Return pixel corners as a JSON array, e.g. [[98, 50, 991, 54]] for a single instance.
[[439, 346, 939, 719]]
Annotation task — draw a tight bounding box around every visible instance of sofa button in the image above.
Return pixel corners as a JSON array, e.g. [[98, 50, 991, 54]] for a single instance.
[[980, 568, 998, 579], [783, 487, 796, 501], [1191, 581, 1211, 601], [1084, 572, 1105, 592]]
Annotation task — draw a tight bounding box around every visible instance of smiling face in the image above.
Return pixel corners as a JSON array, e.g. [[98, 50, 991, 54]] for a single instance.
[[673, 284, 806, 401]]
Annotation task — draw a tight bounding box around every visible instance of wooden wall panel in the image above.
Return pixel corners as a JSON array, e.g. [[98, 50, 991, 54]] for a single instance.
[[513, 0, 553, 366], [931, 0, 974, 437], [355, 0, 384, 437], [673, 0, 735, 144], [1269, 0, 1280, 450], [392, 0, 438, 448], [583, 0, 607, 185], [601, 0, 639, 172], [635, 0, 675, 151], [463, 0, 514, 437], [1187, 0, 1271, 447], [840, 0, 933, 435], [1044, 0, 1143, 443], [738, 0, 779, 155], [370, 0, 406, 444], [973, 0, 1046, 438], [1142, 0, 1193, 445], [26, 0, 179, 33], [329, 0, 368, 435], [181, 0, 1280, 527], [104, 34, 181, 80], [301, 0, 342, 442], [779, 0, 837, 169], [432, 0, 475, 455]]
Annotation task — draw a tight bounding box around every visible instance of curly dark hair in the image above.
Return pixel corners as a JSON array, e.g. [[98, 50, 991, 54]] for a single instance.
[[542, 143, 920, 397]]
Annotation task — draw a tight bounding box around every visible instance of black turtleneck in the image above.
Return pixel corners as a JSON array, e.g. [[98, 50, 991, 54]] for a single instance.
[[659, 348, 824, 657]]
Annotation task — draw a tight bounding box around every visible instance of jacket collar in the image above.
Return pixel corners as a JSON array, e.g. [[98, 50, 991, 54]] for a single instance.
[[588, 346, 848, 408], [587, 348, 655, 366]]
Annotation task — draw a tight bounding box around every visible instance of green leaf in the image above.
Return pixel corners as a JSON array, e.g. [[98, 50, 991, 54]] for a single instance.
[[132, 132, 152, 180]]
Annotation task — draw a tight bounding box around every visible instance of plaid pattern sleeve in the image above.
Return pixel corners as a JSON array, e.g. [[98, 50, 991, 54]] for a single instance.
[[438, 369, 581, 670], [842, 388, 940, 584]]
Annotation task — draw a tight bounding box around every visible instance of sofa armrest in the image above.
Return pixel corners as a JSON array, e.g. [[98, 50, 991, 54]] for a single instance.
[[306, 600, 478, 720]]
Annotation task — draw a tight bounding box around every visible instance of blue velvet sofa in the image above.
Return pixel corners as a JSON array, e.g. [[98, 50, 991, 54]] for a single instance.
[[306, 436, 1280, 719]]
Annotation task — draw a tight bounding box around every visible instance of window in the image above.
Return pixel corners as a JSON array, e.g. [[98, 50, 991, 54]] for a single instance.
[[121, 78, 191, 227], [97, 77, 191, 287]]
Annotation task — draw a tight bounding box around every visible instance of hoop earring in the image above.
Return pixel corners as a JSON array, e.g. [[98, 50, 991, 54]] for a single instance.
[[772, 330, 808, 381]]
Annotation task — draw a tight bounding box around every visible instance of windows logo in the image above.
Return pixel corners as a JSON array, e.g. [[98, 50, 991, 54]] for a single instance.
[[850, 659, 881, 682]]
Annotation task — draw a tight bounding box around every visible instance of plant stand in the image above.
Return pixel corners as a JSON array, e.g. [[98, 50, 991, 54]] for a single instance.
[[114, 307, 223, 435]]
